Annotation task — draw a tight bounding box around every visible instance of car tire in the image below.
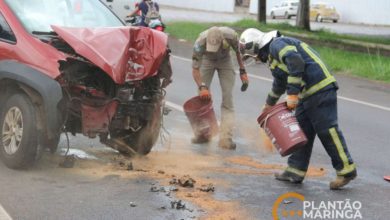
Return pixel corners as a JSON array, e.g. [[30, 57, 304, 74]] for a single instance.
[[0, 93, 39, 169], [333, 20, 338, 23], [316, 15, 323, 22], [271, 12, 275, 19]]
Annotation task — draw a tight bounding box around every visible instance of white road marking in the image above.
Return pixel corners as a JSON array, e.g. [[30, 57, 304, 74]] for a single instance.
[[0, 204, 12, 220], [165, 101, 184, 112], [247, 73, 273, 82], [171, 55, 191, 62], [337, 96, 390, 112], [171, 54, 390, 112]]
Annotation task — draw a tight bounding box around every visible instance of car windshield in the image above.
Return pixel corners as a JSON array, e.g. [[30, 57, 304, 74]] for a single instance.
[[5, 0, 123, 33]]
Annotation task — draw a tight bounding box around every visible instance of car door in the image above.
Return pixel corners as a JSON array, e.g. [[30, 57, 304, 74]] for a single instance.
[[275, 2, 286, 16]]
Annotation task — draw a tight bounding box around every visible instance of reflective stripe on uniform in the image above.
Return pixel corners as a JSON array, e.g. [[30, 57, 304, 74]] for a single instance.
[[329, 127, 356, 176], [287, 76, 302, 85], [269, 90, 281, 98], [270, 59, 288, 73], [279, 45, 297, 62], [300, 43, 331, 78], [300, 76, 336, 99], [286, 166, 306, 177]]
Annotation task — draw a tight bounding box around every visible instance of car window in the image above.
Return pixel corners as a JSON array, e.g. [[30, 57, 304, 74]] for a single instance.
[[5, 0, 124, 33], [291, 2, 299, 6], [0, 12, 16, 43]]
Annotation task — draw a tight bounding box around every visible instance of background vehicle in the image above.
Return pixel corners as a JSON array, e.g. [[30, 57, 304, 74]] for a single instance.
[[270, 0, 299, 19], [124, 2, 165, 32], [0, 0, 172, 169], [125, 14, 165, 32], [310, 3, 340, 23]]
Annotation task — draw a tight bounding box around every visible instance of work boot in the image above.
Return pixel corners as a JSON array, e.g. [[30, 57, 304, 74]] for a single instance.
[[329, 169, 357, 190], [191, 136, 210, 144], [218, 138, 236, 150], [275, 170, 304, 184]]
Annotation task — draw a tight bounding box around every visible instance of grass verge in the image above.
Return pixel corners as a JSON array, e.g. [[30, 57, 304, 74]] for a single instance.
[[166, 20, 390, 82]]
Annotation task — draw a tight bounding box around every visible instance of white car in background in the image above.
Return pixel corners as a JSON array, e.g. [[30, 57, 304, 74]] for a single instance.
[[270, 0, 299, 19]]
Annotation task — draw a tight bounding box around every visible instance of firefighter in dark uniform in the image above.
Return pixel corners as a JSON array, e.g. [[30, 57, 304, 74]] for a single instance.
[[239, 28, 357, 190]]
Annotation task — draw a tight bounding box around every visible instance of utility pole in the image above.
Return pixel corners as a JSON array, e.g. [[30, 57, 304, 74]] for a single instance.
[[258, 0, 266, 23], [296, 0, 311, 30]]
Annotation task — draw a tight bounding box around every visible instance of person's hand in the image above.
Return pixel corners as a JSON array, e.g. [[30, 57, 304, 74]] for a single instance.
[[239, 68, 249, 92], [286, 95, 299, 110], [199, 86, 211, 100]]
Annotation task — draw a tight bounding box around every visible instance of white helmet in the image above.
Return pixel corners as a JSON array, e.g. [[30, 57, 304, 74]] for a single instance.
[[240, 28, 280, 54], [239, 28, 264, 54]]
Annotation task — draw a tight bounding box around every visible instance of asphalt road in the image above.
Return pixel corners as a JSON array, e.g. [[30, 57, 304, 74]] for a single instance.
[[1, 37, 390, 219]]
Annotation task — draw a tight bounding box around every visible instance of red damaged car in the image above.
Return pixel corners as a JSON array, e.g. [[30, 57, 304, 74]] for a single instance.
[[0, 0, 172, 168]]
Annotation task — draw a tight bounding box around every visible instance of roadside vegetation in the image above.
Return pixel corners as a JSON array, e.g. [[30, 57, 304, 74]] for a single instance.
[[166, 20, 390, 82]]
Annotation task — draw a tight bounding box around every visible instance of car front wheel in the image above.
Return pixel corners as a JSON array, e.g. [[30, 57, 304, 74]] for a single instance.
[[316, 15, 323, 22], [284, 12, 290, 19], [271, 12, 275, 19], [0, 93, 39, 169]]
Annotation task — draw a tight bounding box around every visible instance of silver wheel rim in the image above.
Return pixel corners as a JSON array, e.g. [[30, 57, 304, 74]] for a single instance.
[[2, 107, 23, 155]]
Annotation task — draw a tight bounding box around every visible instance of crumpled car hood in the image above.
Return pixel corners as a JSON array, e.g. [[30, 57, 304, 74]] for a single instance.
[[51, 25, 168, 84]]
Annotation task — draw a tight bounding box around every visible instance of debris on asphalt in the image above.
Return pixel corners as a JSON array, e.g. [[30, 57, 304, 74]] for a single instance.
[[178, 175, 196, 188], [169, 178, 178, 185], [283, 200, 293, 204], [126, 162, 133, 171], [118, 161, 133, 171], [150, 186, 179, 193], [150, 186, 163, 192], [170, 186, 179, 192], [158, 170, 165, 174], [59, 155, 76, 168], [130, 202, 137, 207], [135, 169, 149, 172], [384, 176, 390, 182], [171, 200, 186, 210], [186, 193, 193, 198], [198, 183, 215, 192], [159, 206, 166, 210]]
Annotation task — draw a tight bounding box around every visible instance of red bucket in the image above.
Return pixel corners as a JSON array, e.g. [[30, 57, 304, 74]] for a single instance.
[[183, 96, 218, 139], [257, 102, 307, 157]]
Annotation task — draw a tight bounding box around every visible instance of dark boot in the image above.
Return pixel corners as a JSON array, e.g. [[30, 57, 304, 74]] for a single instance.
[[191, 136, 210, 144], [275, 170, 304, 184], [218, 138, 236, 150], [330, 169, 357, 190]]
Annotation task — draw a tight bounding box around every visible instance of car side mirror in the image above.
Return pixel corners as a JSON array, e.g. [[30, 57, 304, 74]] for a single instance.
[[124, 5, 130, 10]]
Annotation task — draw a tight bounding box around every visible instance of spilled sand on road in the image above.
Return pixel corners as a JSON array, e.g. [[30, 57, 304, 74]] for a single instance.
[[36, 139, 325, 219], [224, 156, 326, 177]]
